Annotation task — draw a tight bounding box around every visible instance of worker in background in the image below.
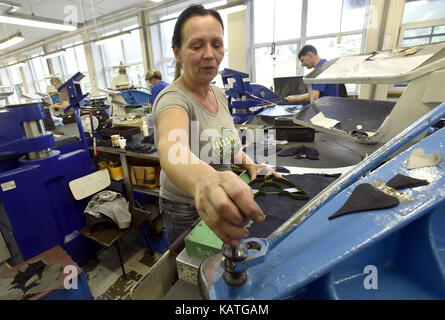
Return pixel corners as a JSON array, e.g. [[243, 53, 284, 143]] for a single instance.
[[145, 70, 169, 108], [285, 45, 339, 103], [111, 63, 130, 90], [49, 77, 71, 116], [152, 5, 280, 246]]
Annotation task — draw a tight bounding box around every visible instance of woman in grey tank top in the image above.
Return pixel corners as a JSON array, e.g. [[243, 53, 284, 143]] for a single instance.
[[152, 5, 280, 246]]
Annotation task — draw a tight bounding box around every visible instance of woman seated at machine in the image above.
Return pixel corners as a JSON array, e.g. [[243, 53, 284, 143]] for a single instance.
[[48, 77, 71, 116]]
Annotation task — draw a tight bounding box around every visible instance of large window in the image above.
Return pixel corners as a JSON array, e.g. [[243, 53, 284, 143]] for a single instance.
[[28, 54, 50, 93], [400, 24, 445, 47], [8, 67, 24, 100], [0, 68, 15, 105], [253, 0, 369, 91], [399, 1, 445, 47], [47, 39, 91, 94], [307, 0, 367, 37], [255, 44, 297, 88], [402, 0, 445, 24], [0, 67, 21, 104], [156, 17, 176, 83], [21, 62, 36, 94], [254, 0, 302, 44], [99, 21, 145, 89]]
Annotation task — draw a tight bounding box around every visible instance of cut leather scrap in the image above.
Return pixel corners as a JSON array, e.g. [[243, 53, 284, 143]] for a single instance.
[[406, 148, 443, 169], [278, 146, 319, 160], [328, 183, 399, 220], [386, 173, 429, 190], [273, 166, 290, 173]]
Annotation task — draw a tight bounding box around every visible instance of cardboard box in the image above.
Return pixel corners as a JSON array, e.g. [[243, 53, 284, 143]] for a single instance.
[[176, 248, 203, 285]]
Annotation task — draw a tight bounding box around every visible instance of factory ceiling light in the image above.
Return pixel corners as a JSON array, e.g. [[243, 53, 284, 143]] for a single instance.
[[94, 30, 132, 46], [0, 13, 77, 31], [150, 0, 165, 3], [0, 31, 24, 49], [43, 48, 66, 59], [218, 4, 246, 14]]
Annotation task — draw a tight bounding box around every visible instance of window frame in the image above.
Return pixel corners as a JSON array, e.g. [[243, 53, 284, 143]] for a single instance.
[[250, 0, 370, 90], [398, 18, 445, 47]]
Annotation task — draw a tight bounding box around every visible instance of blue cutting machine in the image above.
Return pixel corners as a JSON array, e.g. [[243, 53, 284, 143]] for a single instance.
[[0, 72, 97, 265], [199, 101, 445, 300], [220, 68, 282, 124]]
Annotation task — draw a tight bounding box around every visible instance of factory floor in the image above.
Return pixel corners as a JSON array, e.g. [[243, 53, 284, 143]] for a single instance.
[[0, 228, 201, 300], [80, 228, 201, 300]]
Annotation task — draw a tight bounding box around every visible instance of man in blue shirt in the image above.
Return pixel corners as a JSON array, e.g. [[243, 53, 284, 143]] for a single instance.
[[285, 45, 339, 103]]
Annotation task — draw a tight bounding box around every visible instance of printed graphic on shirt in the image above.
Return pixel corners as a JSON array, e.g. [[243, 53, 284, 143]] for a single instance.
[[210, 128, 241, 164]]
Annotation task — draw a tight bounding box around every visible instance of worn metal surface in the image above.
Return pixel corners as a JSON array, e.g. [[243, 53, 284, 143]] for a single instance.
[[272, 101, 445, 238], [201, 102, 445, 300], [207, 125, 445, 300]]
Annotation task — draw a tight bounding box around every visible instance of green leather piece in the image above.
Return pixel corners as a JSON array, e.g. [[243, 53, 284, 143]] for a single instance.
[[249, 177, 309, 200]]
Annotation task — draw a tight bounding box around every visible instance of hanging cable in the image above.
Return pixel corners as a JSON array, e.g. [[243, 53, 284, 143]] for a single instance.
[[90, 0, 100, 40], [79, 0, 88, 32], [337, 0, 345, 44], [28, 0, 35, 16], [271, 0, 277, 82]]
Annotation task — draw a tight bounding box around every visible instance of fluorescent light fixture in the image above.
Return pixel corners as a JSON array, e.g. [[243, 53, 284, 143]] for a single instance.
[[44, 49, 66, 59], [150, 0, 165, 2], [218, 4, 246, 15], [205, 1, 227, 9], [0, 32, 24, 49], [161, 11, 180, 20], [0, 13, 77, 31], [94, 30, 132, 46]]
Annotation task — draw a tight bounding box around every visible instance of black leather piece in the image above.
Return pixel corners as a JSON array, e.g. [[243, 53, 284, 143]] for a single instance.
[[248, 173, 339, 237], [273, 166, 290, 173], [328, 183, 399, 220], [386, 174, 429, 190], [85, 214, 117, 232], [278, 146, 319, 160], [125, 143, 156, 154], [11, 260, 46, 293], [140, 133, 154, 144], [96, 139, 112, 147]]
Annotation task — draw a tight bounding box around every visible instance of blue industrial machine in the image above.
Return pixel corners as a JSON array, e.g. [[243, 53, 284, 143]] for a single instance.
[[120, 89, 151, 107], [220, 68, 282, 124], [198, 101, 445, 299], [0, 72, 97, 265]]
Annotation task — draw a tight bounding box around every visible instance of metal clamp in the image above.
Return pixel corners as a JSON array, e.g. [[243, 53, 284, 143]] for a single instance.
[[221, 238, 268, 287]]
